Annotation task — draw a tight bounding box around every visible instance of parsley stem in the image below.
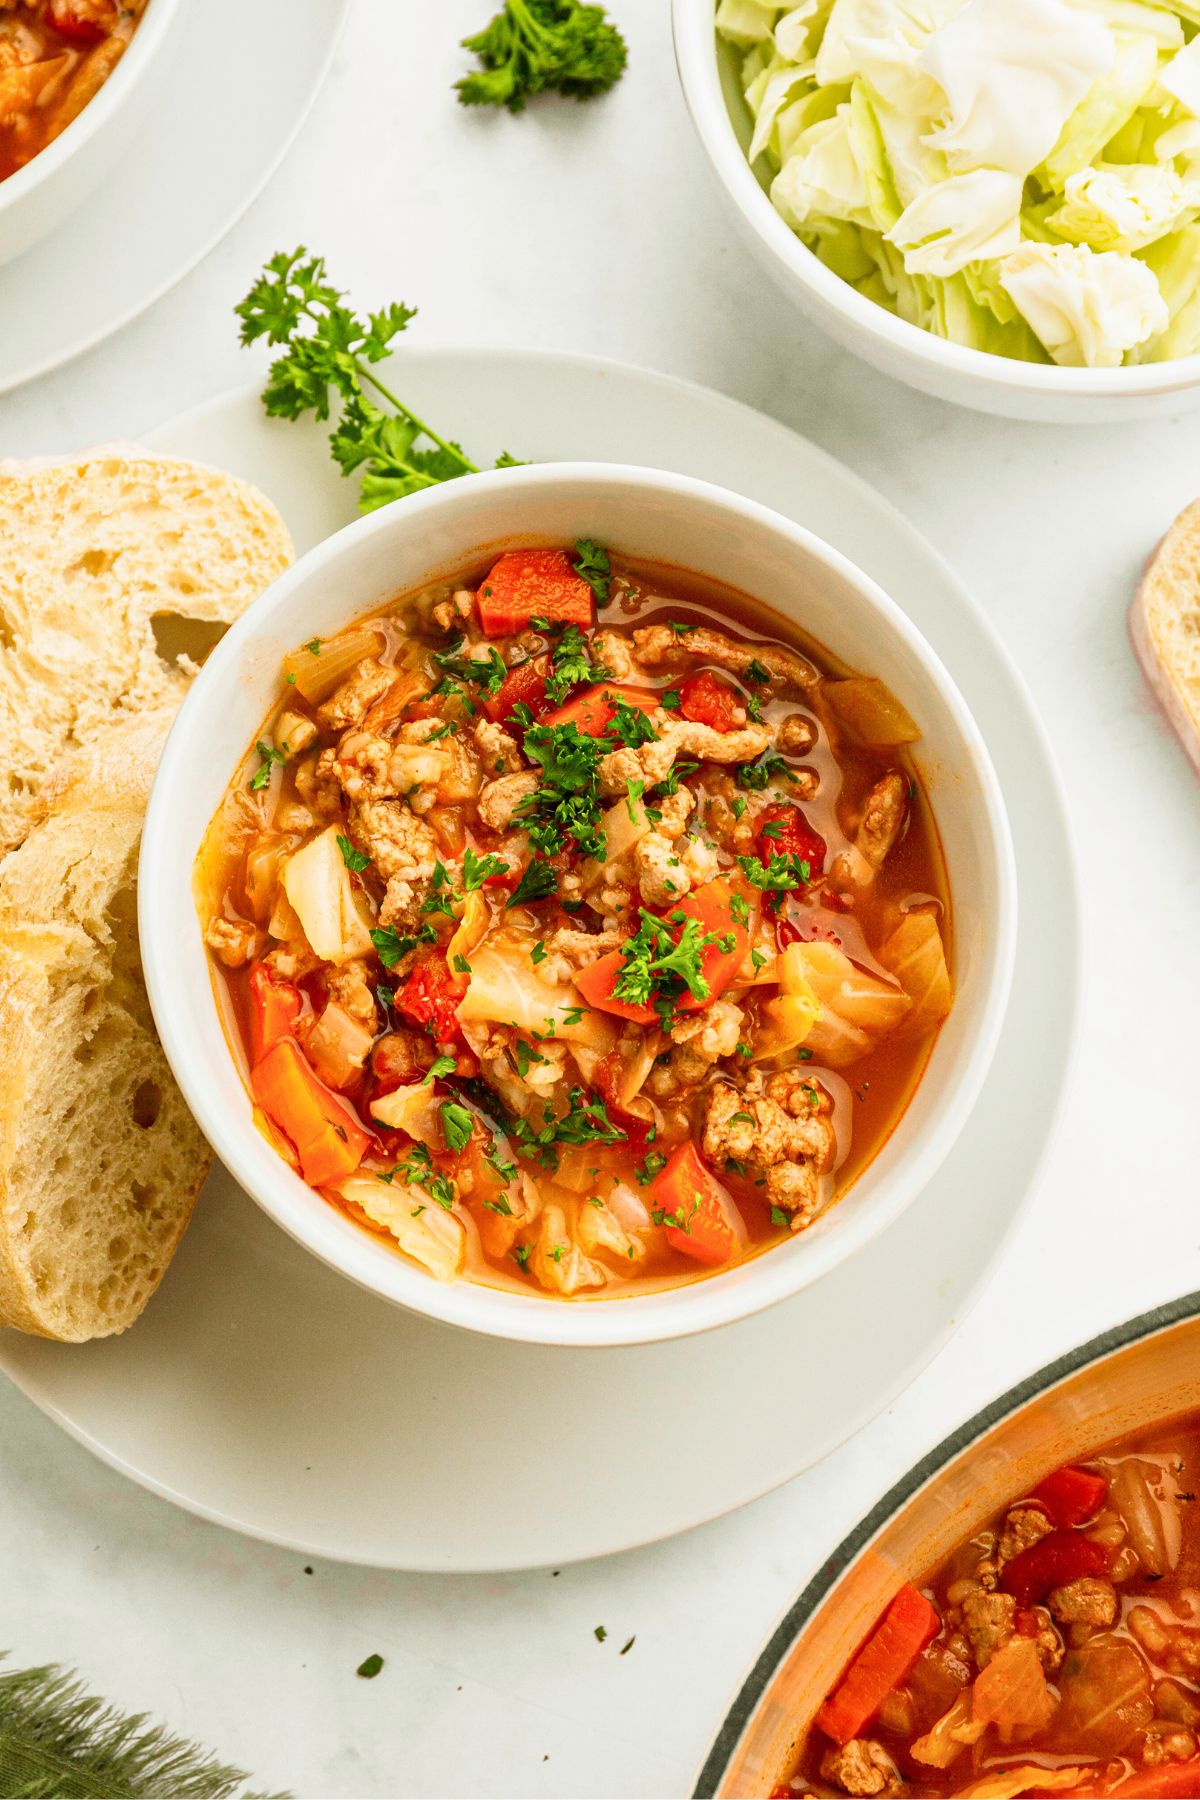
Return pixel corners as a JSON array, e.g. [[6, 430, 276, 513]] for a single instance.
[[356, 364, 479, 477]]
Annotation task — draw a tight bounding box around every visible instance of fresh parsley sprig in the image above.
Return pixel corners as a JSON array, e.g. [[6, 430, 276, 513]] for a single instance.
[[457, 0, 627, 112], [236, 249, 522, 512]]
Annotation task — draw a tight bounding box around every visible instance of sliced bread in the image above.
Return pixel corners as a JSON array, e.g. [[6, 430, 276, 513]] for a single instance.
[[0, 712, 211, 1340], [0, 453, 293, 852], [1131, 497, 1200, 775]]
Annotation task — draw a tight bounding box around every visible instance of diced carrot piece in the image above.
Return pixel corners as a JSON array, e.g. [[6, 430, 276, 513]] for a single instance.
[[573, 951, 657, 1024], [541, 683, 658, 737], [247, 962, 302, 1064], [477, 549, 594, 637], [673, 877, 757, 1013], [482, 656, 550, 725], [815, 1583, 940, 1746], [646, 1142, 740, 1265], [1031, 1466, 1108, 1529], [1105, 1760, 1200, 1797], [678, 670, 743, 733], [251, 1038, 370, 1187]]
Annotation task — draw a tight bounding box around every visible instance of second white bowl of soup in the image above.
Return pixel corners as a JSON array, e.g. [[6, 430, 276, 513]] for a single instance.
[[140, 463, 1016, 1348]]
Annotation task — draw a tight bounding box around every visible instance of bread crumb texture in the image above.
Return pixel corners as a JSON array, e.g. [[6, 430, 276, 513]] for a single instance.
[[1132, 496, 1200, 776], [0, 454, 294, 852]]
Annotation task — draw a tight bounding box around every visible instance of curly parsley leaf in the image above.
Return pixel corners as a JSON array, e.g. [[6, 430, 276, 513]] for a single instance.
[[236, 249, 523, 512], [735, 852, 812, 893], [456, 0, 628, 113], [249, 740, 287, 792], [463, 847, 510, 890], [543, 623, 610, 706], [573, 537, 612, 604], [736, 748, 799, 792], [337, 833, 370, 873], [506, 861, 558, 908]]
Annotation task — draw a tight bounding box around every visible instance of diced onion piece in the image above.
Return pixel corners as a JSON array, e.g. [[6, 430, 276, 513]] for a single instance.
[[447, 888, 489, 969], [282, 625, 385, 703], [306, 1002, 374, 1089], [459, 945, 617, 1051], [340, 1175, 465, 1282], [244, 833, 296, 923], [880, 911, 953, 1035], [369, 1080, 442, 1145], [601, 792, 653, 862], [752, 992, 820, 1061], [824, 678, 920, 746], [282, 826, 376, 965]]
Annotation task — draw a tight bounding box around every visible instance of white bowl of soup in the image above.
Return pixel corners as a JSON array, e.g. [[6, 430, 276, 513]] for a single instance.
[[701, 1293, 1200, 1798], [140, 463, 1016, 1348], [0, 0, 181, 268]]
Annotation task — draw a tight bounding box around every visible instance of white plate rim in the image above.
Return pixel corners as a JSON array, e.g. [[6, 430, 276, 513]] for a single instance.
[[0, 0, 351, 394], [0, 351, 1083, 1570]]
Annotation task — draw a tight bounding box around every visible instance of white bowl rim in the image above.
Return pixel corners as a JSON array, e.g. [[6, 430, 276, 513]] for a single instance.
[[140, 459, 1017, 1350], [0, 0, 182, 214], [693, 1288, 1200, 1797], [671, 0, 1200, 401]]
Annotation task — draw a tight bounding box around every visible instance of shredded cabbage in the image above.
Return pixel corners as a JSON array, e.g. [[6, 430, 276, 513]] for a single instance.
[[718, 0, 1200, 364]]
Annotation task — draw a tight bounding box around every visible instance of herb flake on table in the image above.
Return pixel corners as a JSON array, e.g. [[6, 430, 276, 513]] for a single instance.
[[356, 1654, 384, 1680]]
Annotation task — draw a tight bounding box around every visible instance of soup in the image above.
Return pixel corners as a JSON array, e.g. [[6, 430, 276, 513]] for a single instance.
[[196, 540, 952, 1300], [790, 1419, 1200, 1798], [0, 0, 147, 184]]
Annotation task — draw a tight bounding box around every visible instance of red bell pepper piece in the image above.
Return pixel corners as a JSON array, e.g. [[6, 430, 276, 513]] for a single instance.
[[755, 803, 827, 878], [251, 1038, 370, 1188], [541, 683, 658, 738], [678, 670, 743, 733], [247, 962, 302, 1065], [646, 1143, 739, 1266], [1001, 1530, 1112, 1609], [815, 1583, 940, 1747], [1031, 1466, 1109, 1529], [482, 656, 550, 726], [48, 0, 117, 44], [477, 549, 594, 637]]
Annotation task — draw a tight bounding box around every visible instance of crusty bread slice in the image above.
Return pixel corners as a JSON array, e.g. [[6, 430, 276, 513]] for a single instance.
[[0, 712, 212, 1341], [1131, 498, 1200, 775], [0, 453, 293, 852]]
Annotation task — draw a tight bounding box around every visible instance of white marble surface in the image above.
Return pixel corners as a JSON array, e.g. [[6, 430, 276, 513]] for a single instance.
[[3, 2, 1200, 1796]]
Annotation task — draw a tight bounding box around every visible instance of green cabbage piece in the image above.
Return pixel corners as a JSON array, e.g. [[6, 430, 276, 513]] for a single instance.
[[717, 0, 1200, 366]]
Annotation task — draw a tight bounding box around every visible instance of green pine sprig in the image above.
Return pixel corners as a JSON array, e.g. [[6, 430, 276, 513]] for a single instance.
[[0, 1655, 281, 1800], [235, 249, 522, 513]]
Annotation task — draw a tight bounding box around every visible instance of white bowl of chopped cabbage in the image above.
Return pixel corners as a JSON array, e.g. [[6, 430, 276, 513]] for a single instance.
[[674, 0, 1200, 420]]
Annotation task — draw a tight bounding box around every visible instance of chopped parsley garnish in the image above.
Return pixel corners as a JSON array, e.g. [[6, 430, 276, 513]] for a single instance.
[[531, 940, 547, 964], [510, 1086, 624, 1170], [483, 1194, 514, 1216], [485, 1140, 518, 1183], [249, 739, 287, 792], [660, 689, 681, 711], [512, 1244, 531, 1269], [426, 1054, 457, 1083], [759, 820, 785, 840], [770, 1205, 791, 1228], [543, 621, 610, 705], [612, 907, 720, 1027], [420, 862, 459, 921], [606, 700, 657, 750], [729, 893, 750, 926], [746, 694, 763, 722], [736, 749, 798, 792], [356, 1654, 384, 1679], [337, 833, 370, 872], [732, 795, 747, 821], [512, 1039, 548, 1078], [463, 846, 509, 889], [750, 949, 767, 971], [452, 953, 473, 975], [666, 621, 695, 636], [594, 1625, 608, 1643], [635, 1150, 668, 1186], [376, 984, 394, 1013], [625, 778, 645, 824], [735, 852, 811, 894], [517, 719, 607, 861], [573, 538, 612, 604], [371, 922, 436, 968], [304, 639, 322, 656], [439, 1100, 475, 1154], [434, 635, 508, 696], [651, 1200, 698, 1234], [506, 861, 558, 908], [745, 657, 772, 686]]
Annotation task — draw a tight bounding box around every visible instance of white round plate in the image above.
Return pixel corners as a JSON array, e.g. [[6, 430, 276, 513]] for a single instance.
[[0, 0, 349, 394], [0, 354, 1079, 1571]]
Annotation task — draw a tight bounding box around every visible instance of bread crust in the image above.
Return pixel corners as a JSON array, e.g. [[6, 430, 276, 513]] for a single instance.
[[1130, 497, 1200, 776]]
